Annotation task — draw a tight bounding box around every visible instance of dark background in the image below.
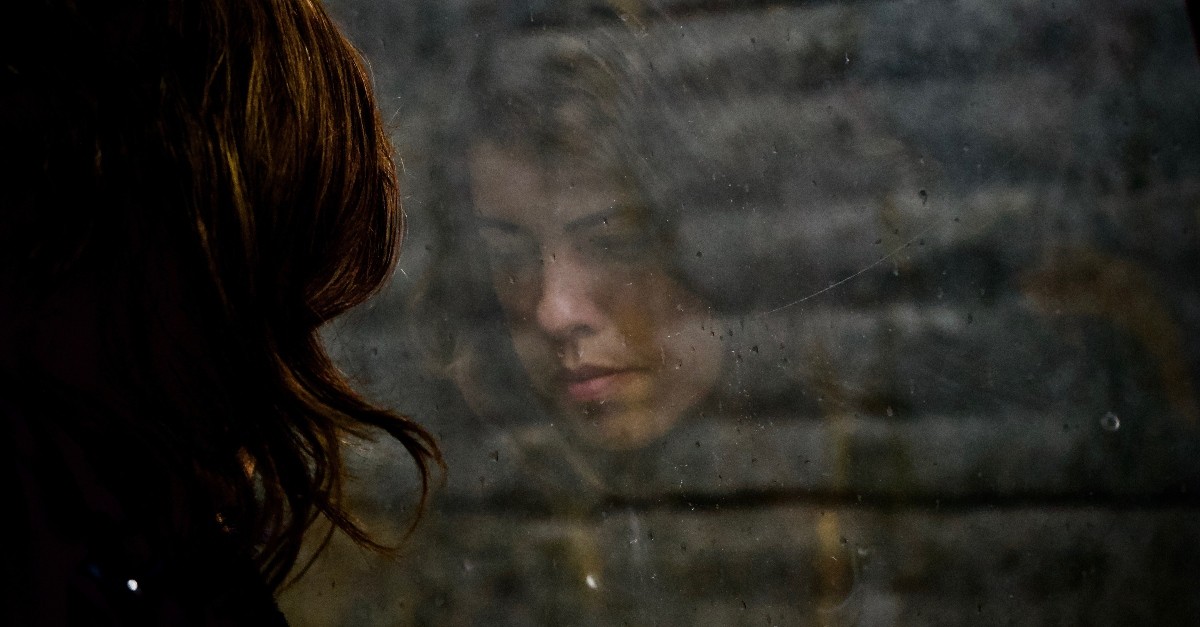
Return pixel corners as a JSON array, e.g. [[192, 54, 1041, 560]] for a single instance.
[[279, 0, 1200, 624]]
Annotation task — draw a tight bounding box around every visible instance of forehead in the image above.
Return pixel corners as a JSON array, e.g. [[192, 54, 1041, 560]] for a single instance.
[[468, 142, 635, 233]]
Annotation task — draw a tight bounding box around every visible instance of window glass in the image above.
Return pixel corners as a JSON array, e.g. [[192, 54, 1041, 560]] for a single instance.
[[281, 1, 1200, 623]]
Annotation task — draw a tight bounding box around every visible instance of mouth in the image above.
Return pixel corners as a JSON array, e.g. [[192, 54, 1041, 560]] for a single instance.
[[561, 365, 640, 403]]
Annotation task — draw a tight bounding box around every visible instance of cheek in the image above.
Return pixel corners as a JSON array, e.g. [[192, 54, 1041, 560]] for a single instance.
[[509, 329, 548, 371], [610, 270, 713, 358], [490, 269, 537, 319], [663, 320, 723, 387], [506, 322, 562, 401], [482, 274, 546, 376], [607, 294, 660, 352], [495, 288, 546, 359]]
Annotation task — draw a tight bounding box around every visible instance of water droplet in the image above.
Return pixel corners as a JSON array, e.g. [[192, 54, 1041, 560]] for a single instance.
[[1100, 412, 1121, 432]]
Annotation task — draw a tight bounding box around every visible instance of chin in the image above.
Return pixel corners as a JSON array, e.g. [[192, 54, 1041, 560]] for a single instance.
[[563, 402, 681, 451]]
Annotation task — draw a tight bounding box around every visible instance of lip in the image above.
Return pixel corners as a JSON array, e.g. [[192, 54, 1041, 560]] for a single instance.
[[561, 366, 640, 403]]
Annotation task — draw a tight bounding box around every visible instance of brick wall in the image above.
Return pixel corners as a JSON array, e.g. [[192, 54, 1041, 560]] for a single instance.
[[280, 1, 1200, 624]]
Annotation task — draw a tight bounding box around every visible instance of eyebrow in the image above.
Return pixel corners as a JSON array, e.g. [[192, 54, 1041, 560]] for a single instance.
[[563, 207, 622, 233], [476, 215, 527, 234], [476, 206, 633, 235]]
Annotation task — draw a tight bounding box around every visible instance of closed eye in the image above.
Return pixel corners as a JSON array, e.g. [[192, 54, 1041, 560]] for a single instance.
[[480, 228, 539, 276], [577, 231, 658, 263]]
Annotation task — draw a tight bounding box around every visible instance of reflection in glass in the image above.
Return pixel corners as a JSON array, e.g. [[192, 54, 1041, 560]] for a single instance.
[[464, 65, 724, 451], [279, 1, 1200, 624]]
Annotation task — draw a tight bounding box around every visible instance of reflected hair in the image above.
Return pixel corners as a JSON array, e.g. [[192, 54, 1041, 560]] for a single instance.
[[465, 30, 942, 311], [425, 25, 939, 421], [1, 0, 439, 589]]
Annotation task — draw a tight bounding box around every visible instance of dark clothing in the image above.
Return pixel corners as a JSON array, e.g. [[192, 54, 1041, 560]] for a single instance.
[[2, 388, 288, 626]]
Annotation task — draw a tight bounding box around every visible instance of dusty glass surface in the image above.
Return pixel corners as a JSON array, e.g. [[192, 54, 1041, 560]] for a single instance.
[[281, 1, 1200, 624]]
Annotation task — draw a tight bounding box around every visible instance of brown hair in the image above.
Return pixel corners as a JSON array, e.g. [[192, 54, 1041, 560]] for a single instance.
[[1, 0, 439, 589]]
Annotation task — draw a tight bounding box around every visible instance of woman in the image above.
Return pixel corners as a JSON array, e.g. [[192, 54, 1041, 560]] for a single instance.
[[424, 39, 735, 456], [1, 1, 438, 623], [425, 34, 925, 454], [465, 130, 726, 451], [401, 31, 912, 623]]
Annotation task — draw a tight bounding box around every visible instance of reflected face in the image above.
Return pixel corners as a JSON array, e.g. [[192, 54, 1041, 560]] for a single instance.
[[469, 144, 723, 450]]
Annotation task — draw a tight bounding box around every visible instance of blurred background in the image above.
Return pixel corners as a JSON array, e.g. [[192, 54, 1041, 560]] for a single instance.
[[280, 0, 1200, 624]]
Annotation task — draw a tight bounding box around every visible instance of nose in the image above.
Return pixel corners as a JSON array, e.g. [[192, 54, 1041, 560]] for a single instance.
[[535, 248, 604, 341]]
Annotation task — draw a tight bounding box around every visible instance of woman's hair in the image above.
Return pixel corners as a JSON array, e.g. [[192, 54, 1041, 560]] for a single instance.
[[1, 0, 439, 589]]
